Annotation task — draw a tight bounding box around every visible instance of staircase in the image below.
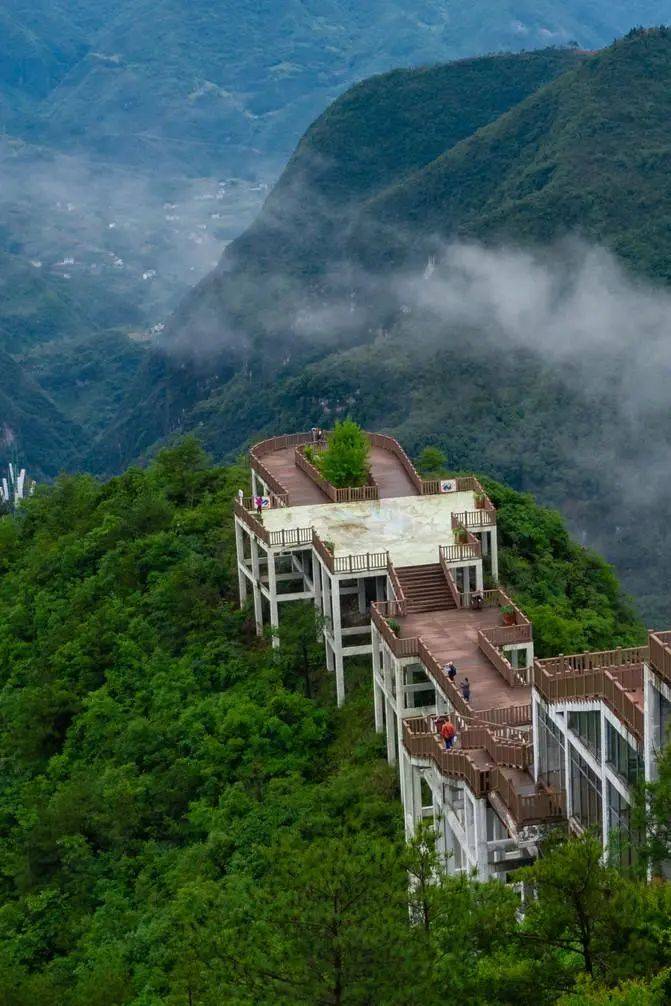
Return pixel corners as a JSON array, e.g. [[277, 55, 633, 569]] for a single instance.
[[395, 563, 457, 614]]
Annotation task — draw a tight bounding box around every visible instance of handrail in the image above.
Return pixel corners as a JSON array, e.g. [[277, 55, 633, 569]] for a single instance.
[[234, 498, 269, 544], [312, 529, 387, 576], [295, 445, 379, 503], [536, 646, 647, 674], [403, 719, 490, 797], [649, 631, 671, 687], [478, 630, 527, 688], [440, 541, 481, 562], [387, 559, 408, 612], [489, 767, 565, 825], [532, 661, 644, 741], [452, 509, 497, 529], [440, 560, 462, 609]]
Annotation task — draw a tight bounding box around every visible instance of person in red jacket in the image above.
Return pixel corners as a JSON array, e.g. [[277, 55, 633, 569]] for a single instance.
[[440, 719, 456, 751]]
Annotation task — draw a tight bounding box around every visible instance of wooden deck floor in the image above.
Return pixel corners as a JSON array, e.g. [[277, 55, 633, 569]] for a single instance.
[[261, 447, 329, 506], [369, 446, 418, 498], [259, 442, 419, 506], [397, 606, 531, 713]]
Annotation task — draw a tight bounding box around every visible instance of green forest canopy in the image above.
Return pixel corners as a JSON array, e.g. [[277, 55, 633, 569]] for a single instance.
[[0, 437, 664, 1005]]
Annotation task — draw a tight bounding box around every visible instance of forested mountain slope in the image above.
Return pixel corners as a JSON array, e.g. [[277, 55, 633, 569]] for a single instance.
[[4, 0, 670, 175], [92, 30, 671, 625], [1, 438, 661, 1004]]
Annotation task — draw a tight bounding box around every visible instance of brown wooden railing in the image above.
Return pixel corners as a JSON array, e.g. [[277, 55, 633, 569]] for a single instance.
[[439, 541, 482, 563], [234, 498, 270, 544], [250, 433, 315, 501], [649, 630, 671, 687], [452, 509, 497, 529], [475, 703, 533, 727], [484, 623, 532, 646], [478, 631, 527, 688], [404, 718, 555, 822], [295, 445, 380, 503], [537, 646, 648, 675], [313, 530, 387, 576], [533, 660, 645, 741], [403, 719, 489, 797], [387, 560, 408, 612], [440, 562, 463, 609], [268, 526, 314, 548], [460, 727, 531, 770], [489, 767, 565, 825]]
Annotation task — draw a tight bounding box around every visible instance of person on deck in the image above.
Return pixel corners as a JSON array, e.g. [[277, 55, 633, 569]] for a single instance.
[[255, 496, 264, 517], [472, 589, 483, 610], [440, 719, 456, 751], [445, 661, 457, 682], [461, 677, 471, 702]]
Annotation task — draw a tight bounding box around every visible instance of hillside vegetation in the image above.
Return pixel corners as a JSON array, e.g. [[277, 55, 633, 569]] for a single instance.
[[1, 438, 666, 1004]]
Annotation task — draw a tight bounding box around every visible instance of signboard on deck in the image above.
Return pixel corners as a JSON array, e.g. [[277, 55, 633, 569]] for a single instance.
[[440, 479, 457, 494]]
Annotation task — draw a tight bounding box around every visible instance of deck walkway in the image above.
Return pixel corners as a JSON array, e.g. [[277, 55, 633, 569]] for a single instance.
[[261, 446, 329, 506], [369, 446, 418, 498], [259, 442, 419, 506], [397, 606, 530, 713]]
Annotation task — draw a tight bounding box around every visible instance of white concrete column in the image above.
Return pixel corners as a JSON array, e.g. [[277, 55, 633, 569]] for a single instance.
[[481, 531, 489, 556], [250, 537, 263, 635], [474, 799, 490, 880], [235, 520, 247, 606], [251, 470, 259, 498], [357, 577, 367, 615], [490, 526, 499, 582], [331, 575, 345, 707], [531, 694, 540, 784], [385, 698, 397, 764], [475, 560, 484, 592], [313, 555, 323, 620], [374, 676, 384, 732], [267, 548, 280, 649]]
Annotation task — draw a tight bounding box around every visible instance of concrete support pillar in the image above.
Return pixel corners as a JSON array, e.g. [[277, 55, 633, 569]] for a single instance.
[[250, 537, 263, 635], [475, 560, 484, 592], [235, 520, 247, 607], [474, 799, 490, 879], [490, 526, 499, 582], [372, 630, 384, 732], [331, 576, 345, 707], [267, 548, 280, 648], [481, 531, 489, 556], [251, 470, 259, 498], [313, 557, 323, 622], [357, 577, 367, 615], [385, 698, 397, 764]]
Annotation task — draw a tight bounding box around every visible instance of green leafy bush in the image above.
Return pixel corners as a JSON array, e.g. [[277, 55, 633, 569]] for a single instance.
[[316, 418, 370, 488]]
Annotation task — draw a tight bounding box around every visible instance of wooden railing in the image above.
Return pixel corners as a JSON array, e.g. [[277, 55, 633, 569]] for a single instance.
[[439, 541, 482, 563], [452, 509, 497, 529], [537, 646, 648, 675], [460, 727, 531, 770], [475, 703, 532, 727], [387, 560, 408, 612], [404, 719, 553, 822], [295, 445, 380, 503], [403, 719, 489, 797], [478, 631, 526, 688], [532, 661, 645, 740], [440, 562, 463, 609], [268, 526, 313, 548], [250, 433, 315, 501], [234, 498, 270, 544], [649, 630, 671, 687], [313, 530, 387, 576], [489, 767, 565, 825], [484, 623, 532, 646]]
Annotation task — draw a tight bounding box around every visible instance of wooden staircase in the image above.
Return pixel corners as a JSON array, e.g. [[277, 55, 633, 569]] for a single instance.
[[396, 563, 457, 614]]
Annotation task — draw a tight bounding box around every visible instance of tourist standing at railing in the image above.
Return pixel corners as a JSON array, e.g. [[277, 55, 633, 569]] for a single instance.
[[440, 719, 456, 750], [461, 678, 471, 702], [444, 661, 457, 683]]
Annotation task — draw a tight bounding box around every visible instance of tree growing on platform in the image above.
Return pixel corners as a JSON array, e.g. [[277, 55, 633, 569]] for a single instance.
[[317, 419, 370, 488]]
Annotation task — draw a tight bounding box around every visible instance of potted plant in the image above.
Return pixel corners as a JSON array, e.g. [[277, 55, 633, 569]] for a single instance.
[[324, 540, 335, 554], [387, 618, 401, 636], [475, 492, 486, 510], [455, 527, 468, 545], [501, 604, 516, 626]]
